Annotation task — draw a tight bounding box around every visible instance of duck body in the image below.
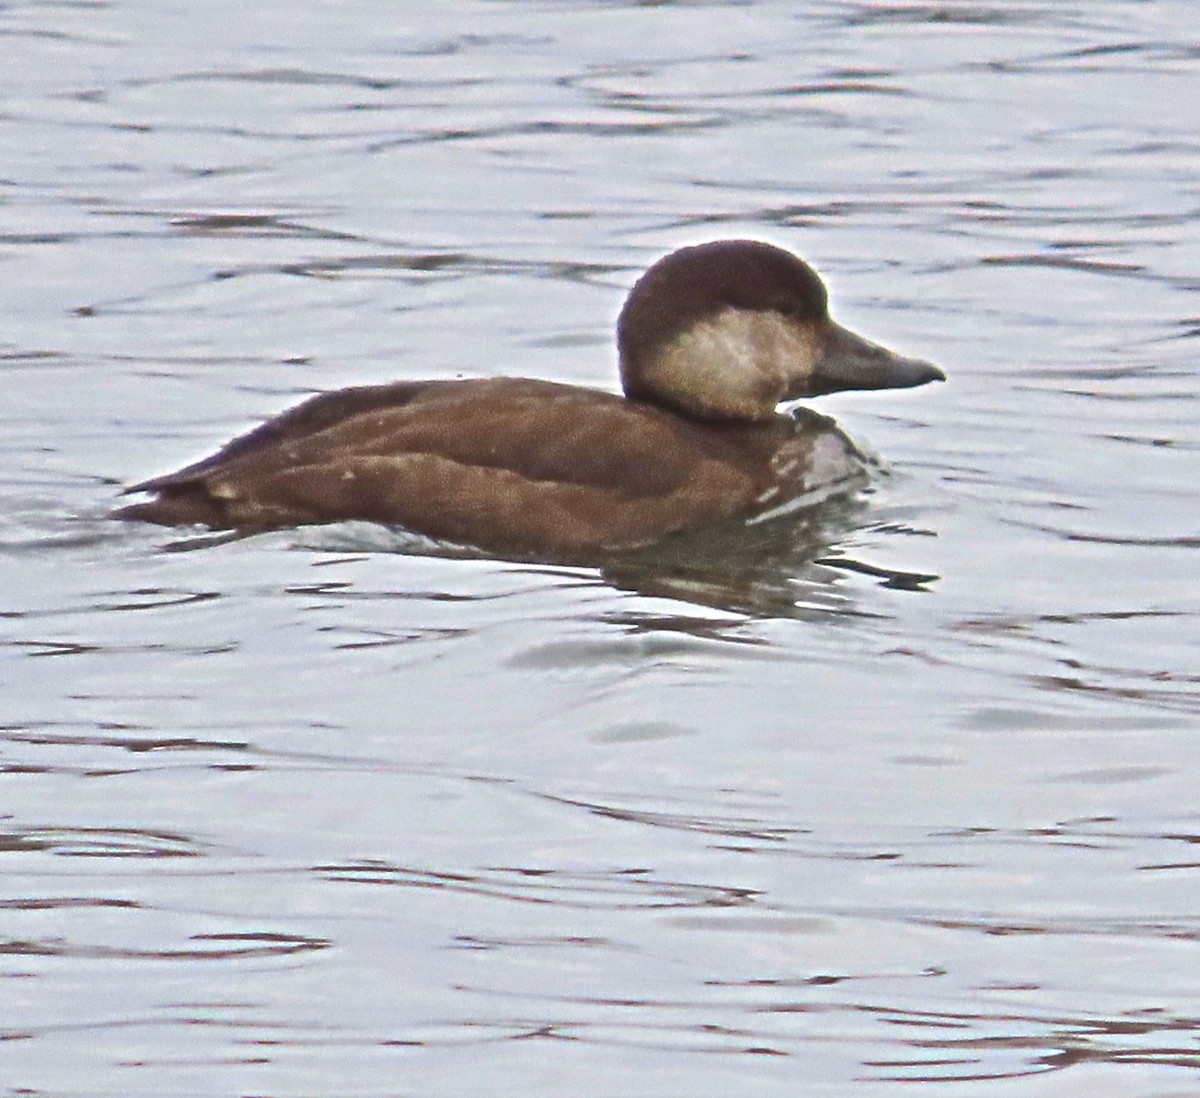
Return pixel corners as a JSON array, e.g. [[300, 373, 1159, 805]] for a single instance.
[[116, 377, 866, 556], [117, 240, 943, 557]]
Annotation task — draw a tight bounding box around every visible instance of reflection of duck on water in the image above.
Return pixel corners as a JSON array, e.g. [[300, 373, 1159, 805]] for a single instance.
[[116, 240, 943, 561]]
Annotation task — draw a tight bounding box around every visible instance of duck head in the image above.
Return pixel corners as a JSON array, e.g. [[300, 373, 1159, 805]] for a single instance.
[[617, 239, 944, 422]]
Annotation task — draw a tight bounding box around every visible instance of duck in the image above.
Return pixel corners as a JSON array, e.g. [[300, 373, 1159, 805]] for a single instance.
[[115, 239, 943, 559]]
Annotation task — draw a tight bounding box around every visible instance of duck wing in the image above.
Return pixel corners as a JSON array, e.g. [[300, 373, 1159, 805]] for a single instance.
[[117, 377, 806, 555]]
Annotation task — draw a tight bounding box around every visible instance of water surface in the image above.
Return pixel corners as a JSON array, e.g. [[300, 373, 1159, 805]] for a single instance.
[[2, 1, 1199, 1094]]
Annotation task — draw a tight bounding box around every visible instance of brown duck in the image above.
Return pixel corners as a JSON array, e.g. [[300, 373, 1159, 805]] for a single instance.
[[116, 240, 943, 557]]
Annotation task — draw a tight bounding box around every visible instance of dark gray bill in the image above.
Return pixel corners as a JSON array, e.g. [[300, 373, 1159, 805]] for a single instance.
[[810, 320, 945, 395]]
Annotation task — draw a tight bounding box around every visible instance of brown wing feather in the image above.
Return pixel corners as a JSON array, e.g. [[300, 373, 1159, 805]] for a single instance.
[[125, 380, 441, 493], [118, 377, 804, 552]]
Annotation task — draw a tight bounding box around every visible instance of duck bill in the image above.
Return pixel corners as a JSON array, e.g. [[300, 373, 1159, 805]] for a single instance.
[[808, 320, 945, 396]]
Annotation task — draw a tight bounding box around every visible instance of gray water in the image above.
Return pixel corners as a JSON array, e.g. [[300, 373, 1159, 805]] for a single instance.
[[3, 1, 1199, 1094]]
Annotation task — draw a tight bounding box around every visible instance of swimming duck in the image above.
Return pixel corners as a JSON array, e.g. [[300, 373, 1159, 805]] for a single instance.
[[116, 239, 943, 557]]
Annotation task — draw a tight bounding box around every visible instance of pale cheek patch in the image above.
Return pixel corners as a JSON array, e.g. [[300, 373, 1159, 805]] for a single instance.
[[647, 310, 822, 420]]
